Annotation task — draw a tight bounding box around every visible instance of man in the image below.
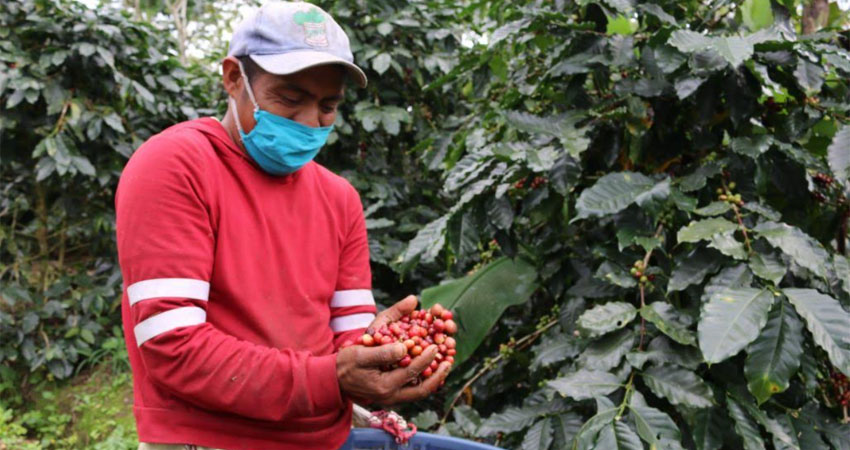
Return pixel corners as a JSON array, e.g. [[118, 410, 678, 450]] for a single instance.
[[115, 3, 450, 449]]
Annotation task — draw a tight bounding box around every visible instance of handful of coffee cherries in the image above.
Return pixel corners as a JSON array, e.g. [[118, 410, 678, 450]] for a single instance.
[[342, 303, 457, 381]]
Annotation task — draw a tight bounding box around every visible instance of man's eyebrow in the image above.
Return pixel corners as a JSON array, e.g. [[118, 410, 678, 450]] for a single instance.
[[275, 82, 343, 101]]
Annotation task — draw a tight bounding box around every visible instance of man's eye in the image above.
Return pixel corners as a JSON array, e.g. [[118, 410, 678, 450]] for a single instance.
[[283, 97, 300, 103]]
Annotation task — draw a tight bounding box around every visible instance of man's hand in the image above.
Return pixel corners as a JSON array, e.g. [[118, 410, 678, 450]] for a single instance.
[[336, 295, 451, 405]]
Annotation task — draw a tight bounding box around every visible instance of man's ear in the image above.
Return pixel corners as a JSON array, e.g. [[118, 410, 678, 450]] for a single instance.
[[221, 56, 244, 98]]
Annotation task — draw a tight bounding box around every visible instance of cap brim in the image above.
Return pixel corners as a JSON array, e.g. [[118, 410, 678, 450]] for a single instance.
[[250, 52, 367, 88]]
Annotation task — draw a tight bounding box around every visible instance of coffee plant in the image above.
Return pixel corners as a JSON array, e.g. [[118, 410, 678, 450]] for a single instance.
[[395, 0, 850, 448]]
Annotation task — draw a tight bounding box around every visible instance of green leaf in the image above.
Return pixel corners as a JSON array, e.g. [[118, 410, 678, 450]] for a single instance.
[[575, 172, 658, 219], [726, 397, 766, 450], [769, 414, 829, 450], [578, 329, 635, 371], [551, 412, 583, 449], [72, 156, 96, 177], [629, 393, 682, 447], [592, 422, 643, 450], [376, 22, 393, 36], [641, 302, 696, 346], [78, 42, 96, 56], [453, 405, 482, 436], [784, 288, 850, 375], [402, 215, 448, 264], [420, 257, 537, 365], [577, 301, 637, 338], [691, 408, 728, 450], [372, 53, 392, 75], [480, 405, 551, 435], [698, 287, 774, 364], [794, 59, 824, 96], [607, 15, 638, 35], [694, 201, 732, 216], [741, 0, 774, 31], [595, 261, 636, 288], [744, 300, 804, 404], [828, 125, 850, 186], [749, 252, 786, 285], [753, 222, 830, 279], [668, 248, 722, 293], [532, 332, 579, 370], [504, 111, 589, 158], [669, 31, 755, 67], [677, 218, 738, 243], [642, 365, 714, 408], [574, 397, 619, 449], [103, 113, 125, 133], [709, 231, 747, 260], [731, 135, 773, 158], [522, 418, 554, 450], [626, 336, 702, 370], [412, 410, 439, 430], [548, 369, 623, 400], [835, 255, 850, 296]]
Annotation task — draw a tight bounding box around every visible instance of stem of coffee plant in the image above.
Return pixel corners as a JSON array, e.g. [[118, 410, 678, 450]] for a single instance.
[[439, 318, 559, 424], [638, 224, 664, 351]]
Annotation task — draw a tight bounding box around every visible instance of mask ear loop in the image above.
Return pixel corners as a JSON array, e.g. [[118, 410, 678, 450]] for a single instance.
[[230, 59, 260, 137]]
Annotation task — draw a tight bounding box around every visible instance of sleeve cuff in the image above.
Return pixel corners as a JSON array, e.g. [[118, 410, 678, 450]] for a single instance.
[[306, 353, 344, 414]]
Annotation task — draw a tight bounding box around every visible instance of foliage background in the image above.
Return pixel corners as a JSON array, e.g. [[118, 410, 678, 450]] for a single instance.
[[2, 0, 850, 448]]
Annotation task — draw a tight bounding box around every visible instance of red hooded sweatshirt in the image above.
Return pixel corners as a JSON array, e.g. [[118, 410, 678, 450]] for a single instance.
[[115, 117, 376, 449]]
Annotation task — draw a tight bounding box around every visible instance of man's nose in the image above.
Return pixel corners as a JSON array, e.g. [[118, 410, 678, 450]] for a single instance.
[[293, 105, 321, 128]]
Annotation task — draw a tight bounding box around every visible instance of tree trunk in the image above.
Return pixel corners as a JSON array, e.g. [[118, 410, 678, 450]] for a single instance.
[[802, 0, 829, 35], [168, 0, 189, 64]]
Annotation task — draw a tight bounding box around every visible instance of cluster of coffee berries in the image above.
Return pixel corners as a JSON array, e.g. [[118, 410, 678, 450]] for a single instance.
[[717, 182, 743, 206], [830, 370, 850, 407], [630, 260, 655, 285], [513, 176, 547, 190], [343, 304, 457, 380], [815, 172, 835, 186]]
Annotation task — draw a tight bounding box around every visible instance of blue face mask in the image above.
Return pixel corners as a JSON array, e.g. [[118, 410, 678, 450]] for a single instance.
[[231, 63, 333, 176]]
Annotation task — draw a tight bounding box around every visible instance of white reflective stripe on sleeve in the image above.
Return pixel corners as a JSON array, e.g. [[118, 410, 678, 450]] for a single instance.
[[330, 313, 375, 333], [134, 306, 207, 346], [127, 278, 210, 306], [330, 289, 375, 308]]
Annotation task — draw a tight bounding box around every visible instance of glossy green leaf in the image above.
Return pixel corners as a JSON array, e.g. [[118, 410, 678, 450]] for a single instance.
[[641, 302, 696, 346], [419, 257, 536, 365], [668, 248, 723, 293], [642, 365, 714, 408], [551, 412, 583, 450], [575, 172, 658, 219], [828, 125, 850, 186], [531, 331, 579, 370], [699, 288, 774, 363], [578, 328, 635, 371], [691, 408, 728, 450], [694, 201, 732, 216], [741, 0, 774, 31], [744, 300, 803, 404], [677, 218, 738, 243], [592, 421, 643, 450], [749, 251, 786, 285], [629, 392, 682, 448], [784, 288, 850, 375], [548, 369, 623, 400], [726, 396, 766, 450], [522, 418, 554, 450], [754, 222, 830, 279], [576, 301, 637, 338]]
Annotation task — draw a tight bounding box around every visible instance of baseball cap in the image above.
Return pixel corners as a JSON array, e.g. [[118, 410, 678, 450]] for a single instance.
[[228, 2, 368, 88]]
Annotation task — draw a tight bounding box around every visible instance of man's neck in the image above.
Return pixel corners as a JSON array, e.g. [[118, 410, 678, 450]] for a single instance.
[[220, 109, 247, 155]]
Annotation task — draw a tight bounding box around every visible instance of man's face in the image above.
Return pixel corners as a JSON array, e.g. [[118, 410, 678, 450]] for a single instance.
[[232, 61, 346, 132]]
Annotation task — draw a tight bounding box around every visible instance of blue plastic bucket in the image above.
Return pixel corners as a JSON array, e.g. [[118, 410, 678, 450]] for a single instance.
[[338, 428, 504, 450]]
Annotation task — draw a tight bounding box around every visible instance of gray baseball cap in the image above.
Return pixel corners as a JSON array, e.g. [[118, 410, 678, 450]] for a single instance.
[[228, 2, 367, 88]]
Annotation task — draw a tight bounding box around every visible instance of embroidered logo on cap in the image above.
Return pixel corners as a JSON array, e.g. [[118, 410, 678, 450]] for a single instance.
[[294, 7, 328, 48]]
